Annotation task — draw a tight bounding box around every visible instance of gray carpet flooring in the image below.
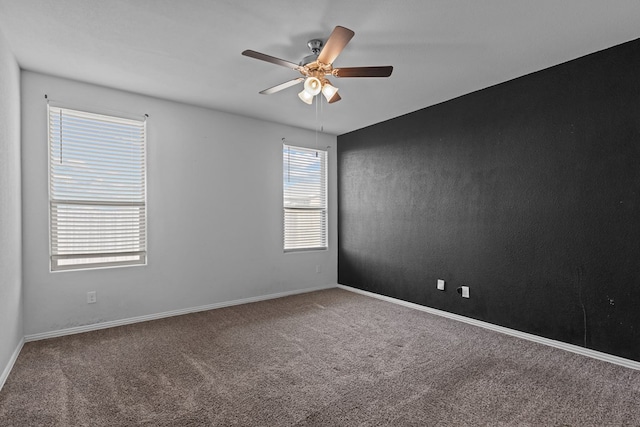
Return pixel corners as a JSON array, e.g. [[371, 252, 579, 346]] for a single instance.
[[1, 288, 640, 426]]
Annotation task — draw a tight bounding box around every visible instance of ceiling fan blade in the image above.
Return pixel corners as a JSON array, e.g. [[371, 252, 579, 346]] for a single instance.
[[317, 26, 355, 65], [259, 78, 304, 95], [328, 92, 341, 103], [333, 66, 393, 78], [242, 50, 302, 71]]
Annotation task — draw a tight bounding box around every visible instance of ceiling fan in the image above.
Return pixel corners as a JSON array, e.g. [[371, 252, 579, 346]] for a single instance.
[[242, 26, 393, 104]]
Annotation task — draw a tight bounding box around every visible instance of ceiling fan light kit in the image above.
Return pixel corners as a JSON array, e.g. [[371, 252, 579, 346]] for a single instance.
[[298, 89, 314, 105], [321, 81, 339, 102], [303, 76, 322, 95], [242, 26, 393, 104]]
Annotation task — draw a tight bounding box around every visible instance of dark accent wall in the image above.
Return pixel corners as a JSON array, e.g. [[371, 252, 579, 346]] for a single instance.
[[338, 39, 640, 361]]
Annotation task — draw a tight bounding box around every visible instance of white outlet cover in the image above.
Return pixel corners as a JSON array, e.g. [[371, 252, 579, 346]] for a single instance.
[[461, 286, 470, 298], [437, 279, 445, 291], [87, 291, 97, 304]]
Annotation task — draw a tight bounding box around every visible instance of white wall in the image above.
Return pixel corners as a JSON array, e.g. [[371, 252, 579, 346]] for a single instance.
[[21, 71, 337, 336], [0, 29, 23, 382]]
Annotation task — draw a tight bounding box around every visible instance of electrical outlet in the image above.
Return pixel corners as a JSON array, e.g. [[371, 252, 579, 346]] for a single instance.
[[316, 265, 321, 274], [87, 291, 97, 304], [437, 279, 445, 291], [461, 286, 470, 298]]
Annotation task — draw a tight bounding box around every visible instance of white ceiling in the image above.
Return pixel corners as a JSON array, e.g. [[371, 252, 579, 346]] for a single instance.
[[1, 0, 640, 135]]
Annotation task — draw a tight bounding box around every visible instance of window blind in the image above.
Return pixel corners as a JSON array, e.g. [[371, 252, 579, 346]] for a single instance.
[[283, 144, 327, 251], [48, 106, 147, 271]]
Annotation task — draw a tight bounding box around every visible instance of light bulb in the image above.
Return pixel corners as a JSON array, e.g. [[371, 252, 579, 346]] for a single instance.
[[298, 89, 314, 105], [322, 82, 339, 103], [303, 77, 322, 96]]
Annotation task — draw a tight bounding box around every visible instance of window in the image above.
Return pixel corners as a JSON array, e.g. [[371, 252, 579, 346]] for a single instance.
[[48, 105, 147, 271], [283, 144, 327, 251]]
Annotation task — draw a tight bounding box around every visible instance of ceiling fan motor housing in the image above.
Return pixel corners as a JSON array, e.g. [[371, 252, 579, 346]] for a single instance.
[[300, 54, 318, 66]]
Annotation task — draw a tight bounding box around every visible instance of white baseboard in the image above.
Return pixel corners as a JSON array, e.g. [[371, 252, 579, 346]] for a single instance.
[[337, 284, 640, 371], [0, 337, 24, 392], [25, 285, 335, 343]]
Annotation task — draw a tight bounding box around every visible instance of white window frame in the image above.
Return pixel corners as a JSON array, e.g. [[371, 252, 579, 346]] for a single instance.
[[48, 104, 147, 271], [283, 144, 328, 252]]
